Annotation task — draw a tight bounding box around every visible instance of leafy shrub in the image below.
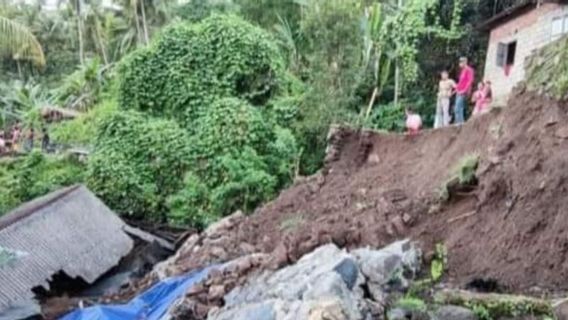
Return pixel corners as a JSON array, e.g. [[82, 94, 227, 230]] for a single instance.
[[117, 15, 285, 128], [166, 98, 297, 224], [50, 100, 118, 146], [430, 243, 448, 282], [86, 111, 191, 220], [166, 172, 213, 228], [367, 102, 406, 132], [209, 148, 277, 215], [0, 152, 85, 215], [110, 15, 299, 226], [54, 58, 109, 111], [525, 36, 568, 100]]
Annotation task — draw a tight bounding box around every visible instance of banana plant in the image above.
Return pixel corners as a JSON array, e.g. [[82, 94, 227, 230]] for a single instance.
[[361, 2, 394, 119]]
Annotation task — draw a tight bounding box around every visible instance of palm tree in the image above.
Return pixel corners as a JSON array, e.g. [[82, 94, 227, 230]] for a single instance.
[[0, 16, 45, 67]]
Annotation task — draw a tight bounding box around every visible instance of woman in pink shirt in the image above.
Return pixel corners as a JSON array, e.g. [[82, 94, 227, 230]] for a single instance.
[[472, 81, 493, 116]]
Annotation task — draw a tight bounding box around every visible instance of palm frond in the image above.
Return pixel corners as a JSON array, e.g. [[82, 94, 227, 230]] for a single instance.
[[0, 16, 45, 67]]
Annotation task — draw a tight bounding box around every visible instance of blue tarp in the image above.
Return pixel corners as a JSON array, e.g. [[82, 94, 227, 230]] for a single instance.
[[60, 267, 213, 320]]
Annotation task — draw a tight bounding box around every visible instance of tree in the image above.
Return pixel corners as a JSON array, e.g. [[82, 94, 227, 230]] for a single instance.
[[0, 15, 45, 66]]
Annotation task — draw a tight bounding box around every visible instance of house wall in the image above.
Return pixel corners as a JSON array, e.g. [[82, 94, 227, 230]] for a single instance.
[[484, 3, 568, 105]]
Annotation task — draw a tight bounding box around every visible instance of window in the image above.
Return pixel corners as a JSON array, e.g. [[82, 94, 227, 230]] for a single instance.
[[506, 41, 516, 65], [496, 41, 517, 67], [551, 15, 568, 41]]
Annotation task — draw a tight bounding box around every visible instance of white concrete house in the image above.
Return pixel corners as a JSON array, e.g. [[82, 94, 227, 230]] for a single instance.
[[482, 0, 568, 105]]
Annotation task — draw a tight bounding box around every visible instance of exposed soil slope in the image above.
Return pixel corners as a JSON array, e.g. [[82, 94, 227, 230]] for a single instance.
[[169, 88, 568, 292]]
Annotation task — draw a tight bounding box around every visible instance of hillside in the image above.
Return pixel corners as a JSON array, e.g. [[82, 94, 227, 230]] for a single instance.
[[160, 87, 568, 296]]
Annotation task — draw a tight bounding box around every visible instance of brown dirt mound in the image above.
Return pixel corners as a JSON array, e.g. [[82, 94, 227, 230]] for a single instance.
[[169, 88, 568, 293]]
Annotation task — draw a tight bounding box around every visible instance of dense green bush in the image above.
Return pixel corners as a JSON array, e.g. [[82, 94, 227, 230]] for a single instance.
[[117, 14, 285, 128], [166, 98, 297, 226], [87, 98, 297, 225], [86, 111, 191, 219], [0, 152, 85, 215], [104, 16, 299, 226], [50, 100, 118, 146]]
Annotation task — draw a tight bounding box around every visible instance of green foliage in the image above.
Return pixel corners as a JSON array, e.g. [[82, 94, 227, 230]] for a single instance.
[[176, 0, 238, 22], [381, 0, 464, 85], [166, 172, 214, 228], [54, 58, 110, 111], [453, 153, 479, 185], [463, 299, 554, 320], [275, 0, 366, 174], [0, 80, 51, 126], [86, 111, 191, 219], [366, 102, 406, 132], [525, 36, 568, 100], [166, 98, 297, 223], [438, 153, 479, 201], [471, 304, 492, 320], [394, 296, 428, 312], [430, 243, 448, 282], [50, 100, 118, 146], [209, 148, 277, 215], [117, 15, 285, 128], [0, 152, 85, 215]]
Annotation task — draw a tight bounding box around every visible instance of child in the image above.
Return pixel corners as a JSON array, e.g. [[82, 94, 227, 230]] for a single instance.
[[435, 70, 456, 128], [472, 81, 491, 116], [406, 108, 422, 136]]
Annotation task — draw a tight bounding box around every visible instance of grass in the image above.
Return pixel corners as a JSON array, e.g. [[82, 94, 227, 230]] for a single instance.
[[394, 296, 428, 312]]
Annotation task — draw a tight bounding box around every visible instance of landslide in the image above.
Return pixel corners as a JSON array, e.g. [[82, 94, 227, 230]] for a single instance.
[[167, 87, 568, 293]]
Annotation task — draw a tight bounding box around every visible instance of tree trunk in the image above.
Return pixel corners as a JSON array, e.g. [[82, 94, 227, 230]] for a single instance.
[[140, 0, 150, 45], [132, 0, 143, 45], [76, 0, 85, 65], [394, 0, 403, 108], [365, 87, 379, 119], [95, 22, 109, 65]]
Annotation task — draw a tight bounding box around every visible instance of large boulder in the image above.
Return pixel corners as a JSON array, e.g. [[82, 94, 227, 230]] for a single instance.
[[211, 244, 365, 320], [209, 241, 421, 320], [352, 240, 421, 301]]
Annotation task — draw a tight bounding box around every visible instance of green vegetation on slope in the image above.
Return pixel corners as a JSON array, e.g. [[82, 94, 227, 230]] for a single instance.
[[0, 152, 85, 215]]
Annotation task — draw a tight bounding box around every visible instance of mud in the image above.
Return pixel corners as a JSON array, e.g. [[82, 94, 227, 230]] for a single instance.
[[166, 88, 568, 293]]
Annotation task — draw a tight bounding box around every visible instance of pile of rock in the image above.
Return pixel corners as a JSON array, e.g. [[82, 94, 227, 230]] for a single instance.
[[189, 240, 422, 320], [169, 253, 271, 319], [154, 211, 253, 278]]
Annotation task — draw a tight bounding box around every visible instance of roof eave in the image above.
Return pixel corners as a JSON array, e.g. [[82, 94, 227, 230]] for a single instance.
[[478, 0, 568, 31]]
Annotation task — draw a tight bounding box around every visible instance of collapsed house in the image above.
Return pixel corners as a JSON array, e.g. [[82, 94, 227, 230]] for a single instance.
[[0, 185, 173, 320]]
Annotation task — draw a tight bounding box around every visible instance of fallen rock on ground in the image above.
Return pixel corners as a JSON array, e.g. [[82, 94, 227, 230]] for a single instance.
[[203, 240, 420, 320]]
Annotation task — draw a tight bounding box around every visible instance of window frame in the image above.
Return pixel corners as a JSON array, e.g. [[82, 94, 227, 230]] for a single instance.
[[496, 41, 517, 68]]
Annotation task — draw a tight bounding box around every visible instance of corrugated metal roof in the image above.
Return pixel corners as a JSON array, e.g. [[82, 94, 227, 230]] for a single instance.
[[0, 185, 135, 311]]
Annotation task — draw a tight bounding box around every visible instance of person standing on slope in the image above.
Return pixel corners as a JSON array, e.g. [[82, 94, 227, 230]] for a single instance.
[[454, 57, 475, 124], [435, 70, 456, 128]]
